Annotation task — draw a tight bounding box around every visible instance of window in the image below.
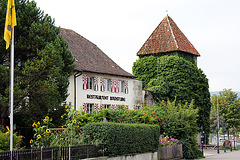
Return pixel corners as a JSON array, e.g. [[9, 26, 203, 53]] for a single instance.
[[87, 103, 94, 113], [136, 106, 141, 110], [104, 104, 111, 109], [119, 80, 125, 93], [87, 77, 94, 90], [104, 79, 111, 91]]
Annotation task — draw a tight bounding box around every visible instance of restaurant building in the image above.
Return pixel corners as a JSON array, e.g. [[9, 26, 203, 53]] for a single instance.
[[60, 28, 144, 112]]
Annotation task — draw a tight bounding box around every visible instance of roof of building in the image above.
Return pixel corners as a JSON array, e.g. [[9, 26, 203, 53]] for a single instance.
[[59, 28, 135, 78], [137, 15, 200, 56]]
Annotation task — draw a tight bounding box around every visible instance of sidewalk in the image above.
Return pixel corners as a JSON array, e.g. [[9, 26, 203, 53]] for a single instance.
[[199, 149, 240, 160]]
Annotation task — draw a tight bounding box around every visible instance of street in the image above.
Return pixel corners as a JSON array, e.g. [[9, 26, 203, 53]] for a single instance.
[[200, 149, 240, 160]]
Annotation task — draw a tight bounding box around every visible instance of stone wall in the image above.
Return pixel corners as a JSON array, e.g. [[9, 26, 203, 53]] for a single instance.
[[132, 79, 144, 105], [158, 144, 183, 160], [83, 152, 158, 160], [143, 90, 156, 106], [83, 144, 183, 160]]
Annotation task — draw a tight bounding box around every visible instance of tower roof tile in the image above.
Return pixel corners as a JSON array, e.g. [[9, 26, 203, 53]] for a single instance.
[[137, 16, 200, 56]]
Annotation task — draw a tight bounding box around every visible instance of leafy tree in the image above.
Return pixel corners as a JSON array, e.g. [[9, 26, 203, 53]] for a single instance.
[[133, 55, 211, 134], [162, 100, 198, 145], [211, 89, 240, 140], [0, 0, 75, 145], [209, 109, 226, 133]]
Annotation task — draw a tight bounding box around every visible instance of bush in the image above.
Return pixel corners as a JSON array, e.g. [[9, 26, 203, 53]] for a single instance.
[[0, 126, 23, 151], [179, 140, 203, 159], [83, 122, 160, 157], [161, 100, 198, 144]]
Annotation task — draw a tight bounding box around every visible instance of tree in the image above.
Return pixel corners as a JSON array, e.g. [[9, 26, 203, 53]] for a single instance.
[[133, 55, 211, 134], [211, 89, 240, 140], [0, 0, 75, 144], [209, 109, 226, 133]]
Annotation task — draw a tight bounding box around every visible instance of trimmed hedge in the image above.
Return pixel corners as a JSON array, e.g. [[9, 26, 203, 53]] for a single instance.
[[83, 122, 160, 157]]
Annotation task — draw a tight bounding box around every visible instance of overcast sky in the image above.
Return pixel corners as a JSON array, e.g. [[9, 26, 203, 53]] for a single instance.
[[32, 0, 240, 92]]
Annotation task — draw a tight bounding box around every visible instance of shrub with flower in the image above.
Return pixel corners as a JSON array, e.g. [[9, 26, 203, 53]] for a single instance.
[[29, 101, 195, 151], [31, 106, 84, 148], [159, 134, 178, 146], [31, 116, 53, 148], [50, 105, 84, 146], [0, 126, 23, 151]]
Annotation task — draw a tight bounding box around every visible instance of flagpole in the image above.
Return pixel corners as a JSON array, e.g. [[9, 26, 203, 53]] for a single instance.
[[10, 27, 14, 155], [4, 0, 17, 156]]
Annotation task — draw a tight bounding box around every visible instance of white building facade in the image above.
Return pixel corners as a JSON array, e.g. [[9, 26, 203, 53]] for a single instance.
[[67, 72, 143, 112]]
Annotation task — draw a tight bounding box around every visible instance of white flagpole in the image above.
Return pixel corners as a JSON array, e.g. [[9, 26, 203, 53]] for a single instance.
[[10, 26, 14, 155]]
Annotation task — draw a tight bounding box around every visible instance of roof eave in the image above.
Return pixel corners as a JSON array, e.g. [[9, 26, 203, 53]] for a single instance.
[[137, 50, 200, 57], [74, 69, 137, 79]]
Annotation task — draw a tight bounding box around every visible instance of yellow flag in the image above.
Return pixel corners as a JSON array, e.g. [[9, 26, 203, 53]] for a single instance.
[[4, 0, 17, 49]]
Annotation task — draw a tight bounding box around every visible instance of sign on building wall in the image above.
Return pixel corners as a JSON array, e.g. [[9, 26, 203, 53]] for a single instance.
[[87, 94, 125, 101]]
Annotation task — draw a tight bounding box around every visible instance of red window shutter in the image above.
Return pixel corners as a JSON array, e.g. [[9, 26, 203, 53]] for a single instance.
[[115, 80, 119, 93], [111, 79, 115, 93], [133, 105, 137, 110], [101, 104, 105, 109], [125, 80, 129, 94], [111, 104, 115, 110], [100, 77, 105, 91], [94, 77, 99, 91], [83, 103, 87, 113], [94, 103, 99, 112], [116, 105, 119, 111], [82, 75, 87, 90]]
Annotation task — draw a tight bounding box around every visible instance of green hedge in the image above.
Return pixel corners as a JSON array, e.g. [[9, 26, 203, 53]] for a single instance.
[[83, 122, 160, 157]]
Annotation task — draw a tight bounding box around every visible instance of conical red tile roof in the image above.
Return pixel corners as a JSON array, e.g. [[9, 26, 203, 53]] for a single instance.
[[137, 15, 200, 56]]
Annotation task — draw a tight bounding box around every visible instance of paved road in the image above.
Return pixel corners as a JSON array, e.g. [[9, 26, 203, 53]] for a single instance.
[[200, 149, 240, 160]]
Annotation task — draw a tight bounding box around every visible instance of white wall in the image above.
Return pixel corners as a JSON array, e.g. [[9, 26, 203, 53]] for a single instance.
[[66, 72, 144, 111], [66, 75, 74, 106]]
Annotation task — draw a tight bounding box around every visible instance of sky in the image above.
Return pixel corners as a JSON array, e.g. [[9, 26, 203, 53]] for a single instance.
[[32, 0, 240, 92]]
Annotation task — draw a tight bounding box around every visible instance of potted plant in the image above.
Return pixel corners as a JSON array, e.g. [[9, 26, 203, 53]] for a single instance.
[[158, 135, 182, 160]]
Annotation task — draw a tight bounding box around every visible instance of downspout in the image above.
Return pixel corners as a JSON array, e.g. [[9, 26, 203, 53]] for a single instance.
[[74, 71, 82, 110]]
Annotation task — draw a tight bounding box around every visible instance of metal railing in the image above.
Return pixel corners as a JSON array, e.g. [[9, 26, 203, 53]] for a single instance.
[[0, 144, 105, 160]]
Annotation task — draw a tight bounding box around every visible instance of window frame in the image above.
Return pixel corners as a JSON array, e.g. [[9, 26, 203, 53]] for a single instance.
[[104, 104, 111, 109], [136, 106, 141, 110], [119, 80, 125, 93], [87, 77, 94, 90], [87, 103, 94, 113], [104, 79, 111, 92]]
